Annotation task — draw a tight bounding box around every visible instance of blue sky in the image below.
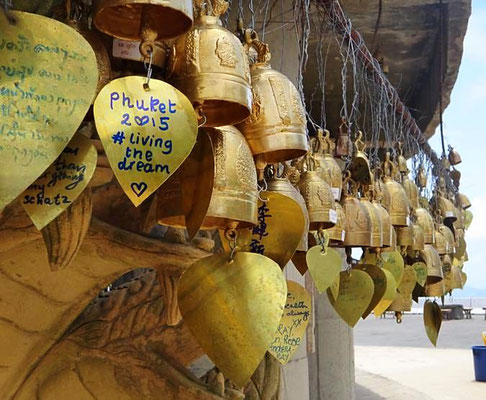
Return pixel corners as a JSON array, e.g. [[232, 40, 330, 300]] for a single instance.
[[428, 0, 486, 292]]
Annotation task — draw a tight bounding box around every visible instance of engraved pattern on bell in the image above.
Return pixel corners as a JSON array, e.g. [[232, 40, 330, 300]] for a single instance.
[[343, 196, 372, 247], [415, 208, 436, 245]]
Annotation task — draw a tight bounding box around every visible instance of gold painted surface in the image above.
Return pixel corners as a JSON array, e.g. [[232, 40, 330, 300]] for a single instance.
[[0, 11, 98, 209], [21, 133, 97, 230], [423, 300, 442, 347], [94, 76, 198, 206], [306, 245, 341, 294], [236, 192, 305, 267], [413, 261, 428, 287], [373, 269, 397, 317], [268, 280, 311, 364], [328, 273, 340, 301], [354, 264, 387, 319], [398, 264, 417, 298], [381, 250, 405, 287], [178, 252, 286, 387], [327, 270, 374, 327]]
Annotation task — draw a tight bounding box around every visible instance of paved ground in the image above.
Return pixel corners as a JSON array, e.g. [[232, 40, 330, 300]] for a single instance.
[[354, 314, 486, 400]]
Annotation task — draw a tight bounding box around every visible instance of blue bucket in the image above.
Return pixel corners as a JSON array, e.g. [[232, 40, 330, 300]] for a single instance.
[[472, 346, 486, 382]]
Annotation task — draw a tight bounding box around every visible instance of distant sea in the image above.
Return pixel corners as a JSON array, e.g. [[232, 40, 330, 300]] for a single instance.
[[410, 286, 486, 314]]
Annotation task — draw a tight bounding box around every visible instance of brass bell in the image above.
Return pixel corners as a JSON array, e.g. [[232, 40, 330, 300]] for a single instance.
[[335, 119, 353, 158], [388, 292, 412, 313], [439, 224, 455, 254], [417, 166, 428, 189], [437, 195, 457, 224], [433, 228, 447, 256], [426, 280, 446, 297], [411, 224, 425, 252], [415, 207, 435, 244], [349, 132, 372, 185], [342, 189, 372, 248], [360, 195, 383, 248], [402, 176, 419, 210], [421, 244, 443, 285], [383, 153, 410, 227], [202, 126, 258, 229], [453, 207, 465, 230], [375, 177, 391, 212], [328, 201, 346, 246], [168, 1, 252, 127], [450, 169, 461, 188], [373, 197, 392, 248], [236, 37, 308, 163], [450, 265, 465, 290], [448, 146, 462, 166], [456, 193, 471, 210], [267, 176, 309, 252], [312, 129, 343, 200], [397, 142, 408, 174], [396, 224, 413, 247], [157, 172, 185, 228], [93, 0, 193, 41]]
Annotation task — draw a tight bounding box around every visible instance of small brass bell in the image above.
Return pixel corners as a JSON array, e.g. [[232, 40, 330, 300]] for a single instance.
[[236, 36, 308, 163], [335, 119, 353, 158], [93, 0, 193, 41], [202, 125, 258, 229], [411, 224, 425, 252], [456, 193, 471, 210], [417, 166, 428, 189], [342, 181, 372, 248], [267, 176, 309, 252], [402, 176, 419, 210], [168, 1, 252, 127], [383, 152, 410, 227], [349, 132, 372, 185], [450, 169, 461, 188], [397, 142, 408, 174], [396, 224, 413, 247], [421, 244, 443, 285], [448, 146, 462, 166], [312, 129, 343, 200], [298, 157, 336, 230], [415, 207, 435, 244], [328, 201, 346, 245], [360, 194, 383, 248], [439, 224, 455, 254]]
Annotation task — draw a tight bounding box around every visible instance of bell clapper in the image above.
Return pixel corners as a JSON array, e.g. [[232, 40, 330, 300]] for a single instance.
[[395, 312, 403, 324]]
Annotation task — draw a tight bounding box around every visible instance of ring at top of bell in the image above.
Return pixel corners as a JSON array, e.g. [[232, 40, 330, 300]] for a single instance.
[[93, 0, 193, 41], [267, 176, 309, 252], [236, 37, 308, 163], [360, 196, 383, 248], [415, 207, 435, 244], [455, 193, 471, 210], [201, 125, 258, 229], [402, 176, 419, 210], [311, 129, 343, 200], [328, 201, 346, 246], [168, 1, 252, 127]]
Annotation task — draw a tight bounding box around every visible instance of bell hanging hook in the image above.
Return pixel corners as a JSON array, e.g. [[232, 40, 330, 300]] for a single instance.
[[143, 48, 153, 91]]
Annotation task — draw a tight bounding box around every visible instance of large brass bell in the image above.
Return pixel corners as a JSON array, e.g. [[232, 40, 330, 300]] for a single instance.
[[267, 175, 309, 252], [415, 207, 435, 244], [298, 157, 336, 230], [328, 201, 346, 245], [456, 193, 471, 210], [236, 36, 308, 163], [402, 175, 419, 210], [342, 180, 372, 247], [168, 0, 252, 127], [421, 244, 443, 285], [360, 193, 383, 248], [312, 129, 342, 200], [202, 126, 258, 229], [93, 0, 193, 41], [383, 152, 410, 227]]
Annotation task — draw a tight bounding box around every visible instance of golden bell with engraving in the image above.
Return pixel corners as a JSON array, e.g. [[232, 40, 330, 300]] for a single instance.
[[298, 156, 336, 230], [402, 175, 419, 210], [437, 195, 457, 224], [411, 224, 425, 252], [236, 36, 308, 163], [433, 228, 447, 256], [168, 1, 252, 127], [439, 224, 455, 254], [373, 199, 393, 248], [328, 201, 346, 246], [93, 0, 193, 41], [415, 207, 436, 244], [312, 129, 343, 200], [382, 152, 410, 227], [421, 244, 443, 285], [456, 193, 471, 210], [396, 224, 414, 247], [375, 176, 391, 211], [267, 175, 309, 252], [342, 178, 372, 247], [360, 194, 383, 248], [201, 126, 258, 229]]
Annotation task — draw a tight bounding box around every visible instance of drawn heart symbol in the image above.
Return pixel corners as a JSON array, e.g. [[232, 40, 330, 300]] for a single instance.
[[0, 11, 98, 209], [131, 182, 148, 197]]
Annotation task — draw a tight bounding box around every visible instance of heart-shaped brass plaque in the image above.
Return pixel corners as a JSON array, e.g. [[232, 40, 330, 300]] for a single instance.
[[381, 251, 404, 286], [306, 245, 342, 294], [354, 264, 387, 319], [21, 133, 97, 229], [373, 269, 397, 318], [0, 11, 98, 209], [398, 264, 417, 298], [424, 299, 442, 347], [328, 270, 374, 327], [269, 280, 311, 364], [94, 76, 198, 206], [413, 261, 427, 287], [178, 252, 287, 387]]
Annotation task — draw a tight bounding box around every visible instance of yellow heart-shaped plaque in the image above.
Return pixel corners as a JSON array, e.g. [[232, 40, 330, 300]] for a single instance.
[[354, 264, 387, 319], [328, 273, 340, 301], [178, 252, 287, 387], [0, 11, 98, 209], [94, 76, 198, 206], [373, 269, 397, 318], [269, 280, 311, 364], [21, 133, 97, 229], [328, 270, 374, 327], [413, 261, 428, 287], [398, 264, 417, 298], [236, 192, 305, 267], [424, 300, 442, 347], [306, 245, 342, 294], [381, 251, 404, 286]]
